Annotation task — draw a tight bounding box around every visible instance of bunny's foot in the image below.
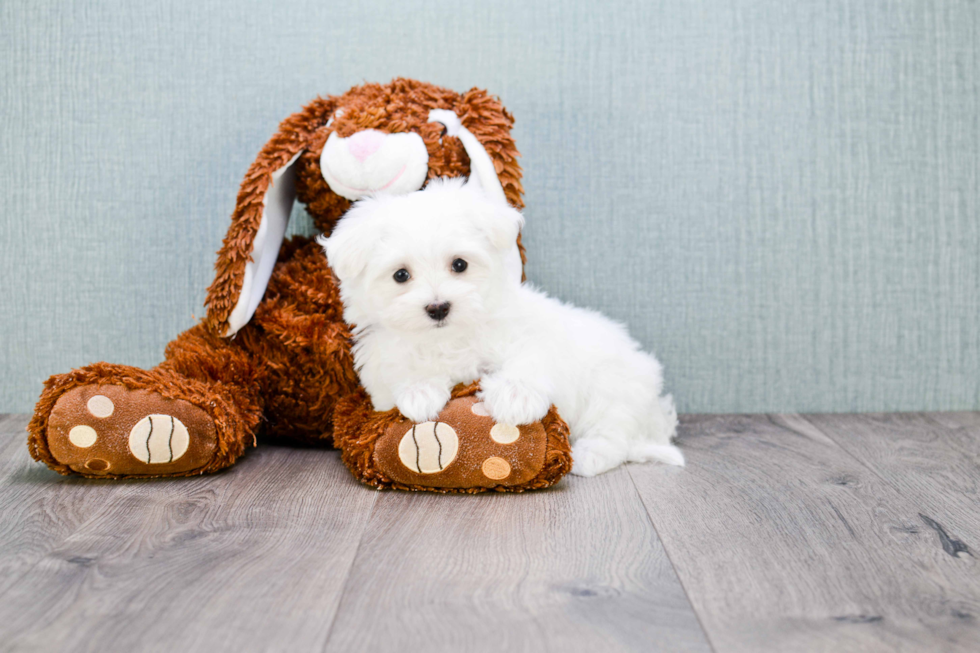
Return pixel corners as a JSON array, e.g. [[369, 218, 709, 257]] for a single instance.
[[44, 385, 219, 477], [29, 363, 258, 479], [333, 383, 573, 493]]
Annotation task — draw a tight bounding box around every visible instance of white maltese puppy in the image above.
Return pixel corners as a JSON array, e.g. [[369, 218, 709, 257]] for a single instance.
[[319, 178, 682, 476]]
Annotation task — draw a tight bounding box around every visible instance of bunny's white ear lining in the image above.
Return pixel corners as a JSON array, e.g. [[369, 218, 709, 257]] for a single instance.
[[225, 151, 303, 337], [427, 109, 462, 136], [428, 110, 521, 282], [427, 110, 506, 206]]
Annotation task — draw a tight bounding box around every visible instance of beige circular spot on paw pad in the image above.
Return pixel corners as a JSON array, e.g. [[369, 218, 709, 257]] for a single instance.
[[68, 425, 98, 448], [490, 423, 520, 444], [86, 394, 114, 418], [128, 415, 190, 464], [470, 402, 490, 417], [482, 456, 511, 480], [398, 422, 459, 474], [85, 459, 110, 472]]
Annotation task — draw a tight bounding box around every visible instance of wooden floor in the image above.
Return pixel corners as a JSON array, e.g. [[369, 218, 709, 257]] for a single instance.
[[0, 413, 978, 652]]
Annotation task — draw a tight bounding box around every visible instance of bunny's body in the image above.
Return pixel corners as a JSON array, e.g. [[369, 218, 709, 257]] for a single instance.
[[28, 80, 541, 480]]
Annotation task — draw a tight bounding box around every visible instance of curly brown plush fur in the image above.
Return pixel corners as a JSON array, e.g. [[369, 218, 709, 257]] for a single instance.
[[27, 79, 571, 491]]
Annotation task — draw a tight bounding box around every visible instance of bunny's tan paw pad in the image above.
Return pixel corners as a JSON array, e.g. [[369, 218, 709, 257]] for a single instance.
[[45, 385, 218, 478], [374, 395, 548, 490]]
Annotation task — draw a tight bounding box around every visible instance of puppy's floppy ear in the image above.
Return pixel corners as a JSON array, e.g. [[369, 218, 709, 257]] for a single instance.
[[205, 97, 337, 336], [316, 202, 378, 284], [478, 201, 526, 252]]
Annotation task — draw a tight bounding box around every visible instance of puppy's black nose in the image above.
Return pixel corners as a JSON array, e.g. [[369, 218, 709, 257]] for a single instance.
[[425, 302, 451, 321]]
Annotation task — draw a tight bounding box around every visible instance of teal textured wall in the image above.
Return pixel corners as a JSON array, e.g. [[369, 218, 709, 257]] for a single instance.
[[1, 0, 978, 413]]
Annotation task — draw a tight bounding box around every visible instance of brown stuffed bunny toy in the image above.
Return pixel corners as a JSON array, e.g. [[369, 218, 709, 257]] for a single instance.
[[27, 79, 572, 492]]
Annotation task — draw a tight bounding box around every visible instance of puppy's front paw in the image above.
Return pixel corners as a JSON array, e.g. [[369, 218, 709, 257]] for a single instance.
[[478, 376, 551, 426], [396, 383, 451, 424]]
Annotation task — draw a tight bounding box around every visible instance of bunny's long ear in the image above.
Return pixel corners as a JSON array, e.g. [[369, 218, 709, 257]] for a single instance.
[[428, 109, 507, 205], [205, 99, 334, 336], [429, 92, 526, 284], [452, 88, 524, 210]]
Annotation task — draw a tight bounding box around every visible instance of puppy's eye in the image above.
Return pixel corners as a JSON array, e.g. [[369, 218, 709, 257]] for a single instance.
[[452, 258, 468, 273], [393, 269, 411, 283]]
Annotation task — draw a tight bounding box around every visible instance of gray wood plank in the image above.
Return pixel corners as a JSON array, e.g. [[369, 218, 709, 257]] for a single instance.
[[0, 416, 378, 653], [930, 412, 980, 432], [324, 467, 712, 653], [629, 414, 980, 653], [0, 415, 37, 477], [803, 412, 980, 548], [0, 415, 115, 598]]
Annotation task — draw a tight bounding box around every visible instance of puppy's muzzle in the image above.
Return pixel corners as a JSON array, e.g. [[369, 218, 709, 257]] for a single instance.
[[425, 302, 451, 322]]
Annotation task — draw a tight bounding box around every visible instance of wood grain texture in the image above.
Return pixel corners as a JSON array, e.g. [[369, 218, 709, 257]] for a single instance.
[[0, 415, 124, 599], [0, 415, 377, 652], [629, 414, 980, 652], [803, 412, 980, 548], [323, 467, 712, 653], [5, 412, 980, 652]]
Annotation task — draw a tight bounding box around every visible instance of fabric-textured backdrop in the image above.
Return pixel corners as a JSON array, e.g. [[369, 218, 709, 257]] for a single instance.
[[2, 0, 977, 414]]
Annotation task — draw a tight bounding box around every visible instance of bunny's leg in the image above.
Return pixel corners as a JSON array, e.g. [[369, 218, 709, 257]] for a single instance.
[[29, 324, 263, 478]]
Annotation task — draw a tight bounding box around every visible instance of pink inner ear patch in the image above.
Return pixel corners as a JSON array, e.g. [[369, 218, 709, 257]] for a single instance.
[[347, 130, 386, 162]]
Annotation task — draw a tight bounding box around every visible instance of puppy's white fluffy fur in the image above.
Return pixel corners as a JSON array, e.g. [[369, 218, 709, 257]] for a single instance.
[[319, 178, 682, 476]]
